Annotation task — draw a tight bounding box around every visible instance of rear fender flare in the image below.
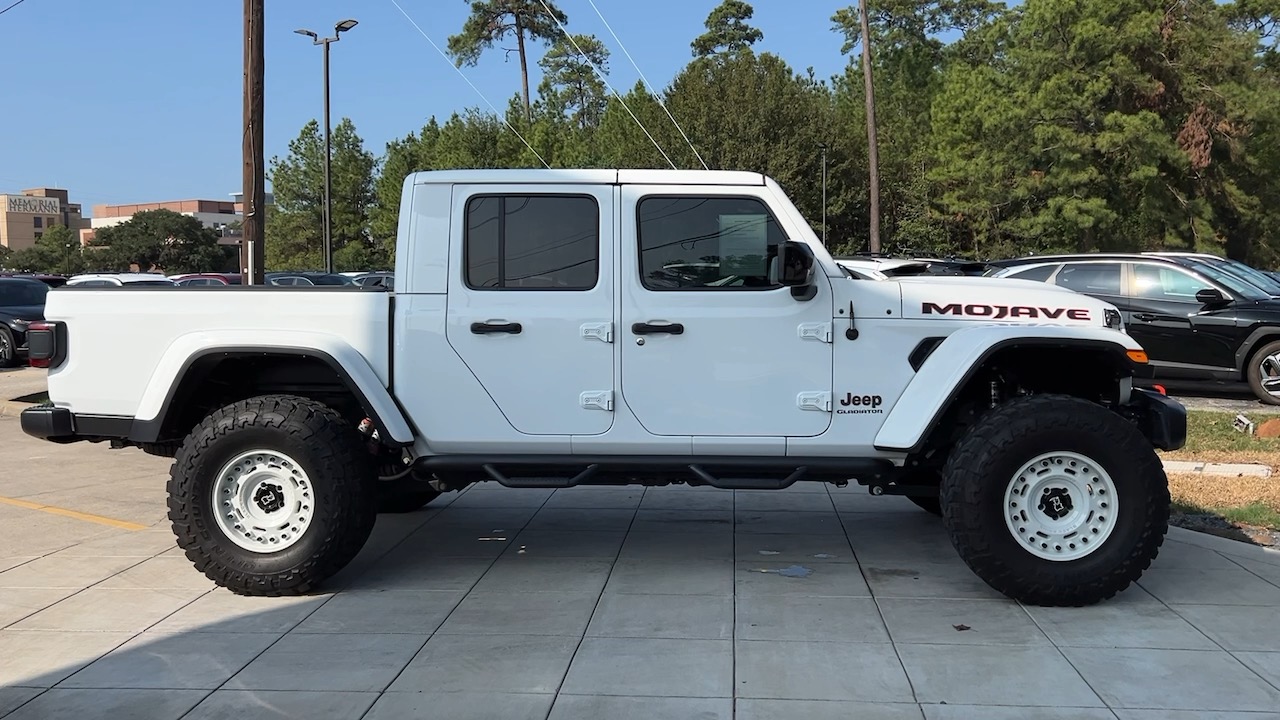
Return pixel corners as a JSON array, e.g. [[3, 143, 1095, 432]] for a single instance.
[[133, 330, 414, 445]]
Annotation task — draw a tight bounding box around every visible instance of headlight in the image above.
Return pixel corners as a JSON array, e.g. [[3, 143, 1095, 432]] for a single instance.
[[1104, 308, 1124, 331]]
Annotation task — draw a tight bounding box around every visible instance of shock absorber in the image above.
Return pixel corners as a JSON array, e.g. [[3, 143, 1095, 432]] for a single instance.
[[989, 379, 1001, 408]]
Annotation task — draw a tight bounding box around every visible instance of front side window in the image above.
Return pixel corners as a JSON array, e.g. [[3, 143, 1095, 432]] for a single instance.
[[465, 195, 599, 290], [1007, 264, 1058, 283], [1053, 263, 1121, 295], [1132, 264, 1214, 302], [637, 196, 788, 290]]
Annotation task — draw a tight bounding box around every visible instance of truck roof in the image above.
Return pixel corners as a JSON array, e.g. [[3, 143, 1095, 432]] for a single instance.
[[407, 168, 768, 187]]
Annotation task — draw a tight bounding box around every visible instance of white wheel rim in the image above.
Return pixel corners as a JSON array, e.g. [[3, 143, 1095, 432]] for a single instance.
[[212, 450, 314, 553], [1004, 451, 1118, 562]]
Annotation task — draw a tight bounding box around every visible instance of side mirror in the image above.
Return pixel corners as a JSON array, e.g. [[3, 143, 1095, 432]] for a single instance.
[[1195, 288, 1226, 305], [777, 241, 817, 301]]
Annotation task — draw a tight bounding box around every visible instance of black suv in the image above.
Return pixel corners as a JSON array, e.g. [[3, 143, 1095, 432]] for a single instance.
[[0, 277, 49, 368], [988, 252, 1280, 404]]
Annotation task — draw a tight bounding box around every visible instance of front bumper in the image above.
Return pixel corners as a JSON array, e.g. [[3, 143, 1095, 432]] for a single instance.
[[1124, 388, 1187, 451]]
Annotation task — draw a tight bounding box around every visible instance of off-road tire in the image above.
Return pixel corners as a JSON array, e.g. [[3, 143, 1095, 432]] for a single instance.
[[1246, 339, 1280, 406], [940, 394, 1169, 606], [167, 395, 377, 596], [0, 327, 17, 368], [376, 479, 441, 513]]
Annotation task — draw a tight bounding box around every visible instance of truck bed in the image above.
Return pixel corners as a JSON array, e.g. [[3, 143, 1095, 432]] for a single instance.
[[42, 286, 392, 420]]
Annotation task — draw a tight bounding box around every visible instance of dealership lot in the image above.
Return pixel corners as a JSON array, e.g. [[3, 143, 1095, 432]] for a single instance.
[[3, 409, 1280, 719]]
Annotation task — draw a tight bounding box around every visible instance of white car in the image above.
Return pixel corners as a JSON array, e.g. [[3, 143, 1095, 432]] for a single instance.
[[21, 168, 1183, 606], [64, 273, 176, 287]]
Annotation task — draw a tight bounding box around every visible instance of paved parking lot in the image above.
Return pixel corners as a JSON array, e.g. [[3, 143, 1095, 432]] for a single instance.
[[3, 414, 1280, 719]]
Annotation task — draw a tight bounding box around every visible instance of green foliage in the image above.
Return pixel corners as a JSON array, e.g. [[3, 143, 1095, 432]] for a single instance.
[[88, 210, 234, 274], [538, 34, 610, 130], [692, 0, 764, 57], [448, 0, 569, 121], [265, 118, 383, 272], [7, 225, 88, 275]]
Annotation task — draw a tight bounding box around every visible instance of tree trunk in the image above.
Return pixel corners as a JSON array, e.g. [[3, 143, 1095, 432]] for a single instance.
[[516, 14, 531, 123], [859, 0, 881, 254]]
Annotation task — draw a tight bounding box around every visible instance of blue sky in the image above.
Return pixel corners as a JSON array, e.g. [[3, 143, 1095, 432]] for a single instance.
[[0, 0, 855, 214]]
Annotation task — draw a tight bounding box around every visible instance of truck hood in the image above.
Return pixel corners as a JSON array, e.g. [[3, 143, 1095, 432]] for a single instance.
[[892, 275, 1115, 327]]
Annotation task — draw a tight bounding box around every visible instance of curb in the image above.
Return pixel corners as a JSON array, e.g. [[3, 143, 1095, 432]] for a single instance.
[[1163, 460, 1272, 478]]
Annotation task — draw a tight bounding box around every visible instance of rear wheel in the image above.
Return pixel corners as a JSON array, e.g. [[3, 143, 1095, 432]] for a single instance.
[[167, 395, 377, 596], [940, 394, 1169, 606]]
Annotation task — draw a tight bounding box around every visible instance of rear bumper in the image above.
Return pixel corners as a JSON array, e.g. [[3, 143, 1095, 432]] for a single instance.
[[20, 404, 133, 443], [19, 403, 74, 440], [1124, 388, 1187, 451]]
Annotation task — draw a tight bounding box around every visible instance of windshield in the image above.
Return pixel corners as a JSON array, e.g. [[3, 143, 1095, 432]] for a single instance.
[[1202, 258, 1280, 296], [1180, 259, 1270, 301], [0, 281, 49, 306]]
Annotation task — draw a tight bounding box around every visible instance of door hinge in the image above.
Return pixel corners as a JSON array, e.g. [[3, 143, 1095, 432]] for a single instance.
[[580, 390, 614, 412], [798, 322, 833, 343], [581, 322, 613, 343], [797, 391, 832, 412]]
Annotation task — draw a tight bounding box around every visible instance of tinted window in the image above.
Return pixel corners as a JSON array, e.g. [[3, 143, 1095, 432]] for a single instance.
[[1007, 264, 1058, 282], [1054, 263, 1121, 294], [0, 281, 48, 306], [465, 195, 599, 290], [637, 196, 788, 289], [1132, 265, 1212, 301]]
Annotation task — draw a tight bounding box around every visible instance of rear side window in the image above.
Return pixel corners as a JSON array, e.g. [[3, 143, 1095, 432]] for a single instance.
[[1007, 264, 1058, 283], [465, 195, 599, 290], [1054, 263, 1121, 295]]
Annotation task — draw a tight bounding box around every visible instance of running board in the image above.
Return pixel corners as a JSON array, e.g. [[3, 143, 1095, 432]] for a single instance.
[[414, 455, 896, 490]]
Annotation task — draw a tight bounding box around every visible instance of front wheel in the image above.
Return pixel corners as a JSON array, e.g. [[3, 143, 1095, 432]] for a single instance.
[[167, 395, 377, 596], [1246, 340, 1280, 406], [940, 394, 1169, 606]]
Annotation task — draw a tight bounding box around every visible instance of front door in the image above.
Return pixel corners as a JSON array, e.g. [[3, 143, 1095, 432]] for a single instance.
[[1127, 262, 1239, 370], [618, 186, 835, 437], [445, 184, 616, 435]]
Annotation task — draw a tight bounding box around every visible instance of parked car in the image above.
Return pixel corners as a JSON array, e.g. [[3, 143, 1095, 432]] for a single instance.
[[21, 168, 1183, 607], [65, 273, 176, 287], [0, 277, 48, 368], [264, 272, 356, 286], [834, 256, 931, 279], [170, 273, 242, 287], [989, 253, 1280, 403], [351, 272, 394, 289], [1, 273, 68, 288]]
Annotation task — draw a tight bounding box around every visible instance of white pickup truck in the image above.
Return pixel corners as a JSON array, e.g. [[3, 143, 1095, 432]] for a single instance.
[[20, 169, 1185, 606]]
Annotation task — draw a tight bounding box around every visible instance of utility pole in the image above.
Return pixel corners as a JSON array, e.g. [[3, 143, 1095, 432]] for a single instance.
[[859, 0, 881, 254], [819, 142, 829, 247], [241, 0, 266, 285]]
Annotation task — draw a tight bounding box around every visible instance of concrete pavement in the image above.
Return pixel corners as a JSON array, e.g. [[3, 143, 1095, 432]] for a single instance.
[[3, 413, 1280, 719]]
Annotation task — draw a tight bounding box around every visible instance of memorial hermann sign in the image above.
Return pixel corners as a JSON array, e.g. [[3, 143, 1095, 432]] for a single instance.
[[6, 196, 61, 215]]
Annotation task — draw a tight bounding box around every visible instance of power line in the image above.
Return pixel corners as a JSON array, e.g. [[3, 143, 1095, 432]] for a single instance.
[[388, 0, 550, 169], [584, 0, 709, 170], [0, 0, 29, 17], [535, 0, 677, 170]]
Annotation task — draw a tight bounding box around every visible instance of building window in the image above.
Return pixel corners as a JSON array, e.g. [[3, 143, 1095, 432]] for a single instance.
[[637, 195, 788, 290], [33, 217, 42, 229], [34, 231, 42, 240], [464, 194, 599, 290]]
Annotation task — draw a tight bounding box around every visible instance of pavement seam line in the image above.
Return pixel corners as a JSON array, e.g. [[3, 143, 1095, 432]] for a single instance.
[[0, 496, 148, 531]]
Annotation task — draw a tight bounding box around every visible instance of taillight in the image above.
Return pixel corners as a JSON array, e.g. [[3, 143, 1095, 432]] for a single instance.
[[26, 321, 60, 368]]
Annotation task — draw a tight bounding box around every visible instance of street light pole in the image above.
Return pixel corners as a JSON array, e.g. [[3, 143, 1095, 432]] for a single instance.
[[296, 19, 358, 275]]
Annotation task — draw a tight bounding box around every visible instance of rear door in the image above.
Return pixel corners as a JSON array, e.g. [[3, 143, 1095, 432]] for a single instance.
[[444, 184, 616, 436]]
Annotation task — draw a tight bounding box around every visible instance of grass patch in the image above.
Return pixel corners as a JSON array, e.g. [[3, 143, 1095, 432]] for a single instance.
[[1161, 410, 1280, 470], [1159, 411, 1280, 533]]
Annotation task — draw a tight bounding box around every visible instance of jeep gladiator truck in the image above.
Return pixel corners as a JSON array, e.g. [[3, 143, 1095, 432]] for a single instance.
[[19, 169, 1186, 606]]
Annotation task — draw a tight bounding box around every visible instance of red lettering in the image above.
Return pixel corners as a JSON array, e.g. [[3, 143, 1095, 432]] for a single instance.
[[965, 304, 994, 316], [922, 302, 962, 315], [1041, 308, 1065, 319], [1010, 306, 1037, 318], [1067, 309, 1091, 320]]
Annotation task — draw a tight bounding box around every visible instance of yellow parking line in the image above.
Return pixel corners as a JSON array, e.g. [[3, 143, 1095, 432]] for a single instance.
[[0, 496, 148, 531]]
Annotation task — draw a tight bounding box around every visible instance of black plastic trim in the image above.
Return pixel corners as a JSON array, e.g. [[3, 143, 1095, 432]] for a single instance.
[[1235, 326, 1280, 374], [1126, 388, 1187, 451], [874, 338, 1140, 454], [19, 403, 76, 439], [908, 337, 945, 371], [128, 346, 409, 447]]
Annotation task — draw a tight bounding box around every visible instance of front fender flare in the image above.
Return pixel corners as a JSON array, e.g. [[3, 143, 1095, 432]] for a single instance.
[[131, 330, 414, 445], [873, 325, 1144, 453]]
